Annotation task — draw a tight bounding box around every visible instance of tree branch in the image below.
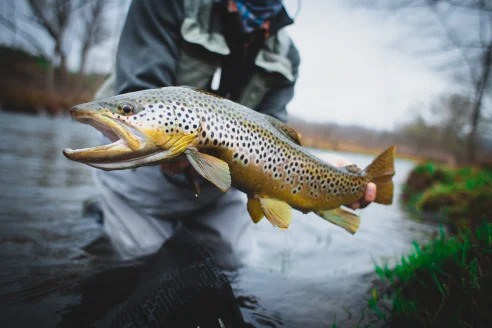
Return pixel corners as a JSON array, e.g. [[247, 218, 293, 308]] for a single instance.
[[428, 2, 477, 82], [26, 0, 59, 39], [0, 13, 48, 57]]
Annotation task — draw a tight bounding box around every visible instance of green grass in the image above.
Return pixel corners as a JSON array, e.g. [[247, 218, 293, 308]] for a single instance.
[[332, 163, 492, 327], [350, 163, 492, 327], [401, 162, 492, 231], [366, 221, 492, 327]]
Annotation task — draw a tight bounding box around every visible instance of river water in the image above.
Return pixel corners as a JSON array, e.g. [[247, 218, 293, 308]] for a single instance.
[[0, 112, 440, 327]]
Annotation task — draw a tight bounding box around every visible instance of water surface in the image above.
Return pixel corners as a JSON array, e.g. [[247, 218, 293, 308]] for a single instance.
[[0, 112, 439, 327]]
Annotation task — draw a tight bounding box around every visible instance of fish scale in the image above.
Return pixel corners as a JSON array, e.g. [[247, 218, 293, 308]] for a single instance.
[[63, 86, 396, 234]]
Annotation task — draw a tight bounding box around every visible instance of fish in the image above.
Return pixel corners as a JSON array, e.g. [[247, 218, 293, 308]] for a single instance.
[[63, 86, 396, 234]]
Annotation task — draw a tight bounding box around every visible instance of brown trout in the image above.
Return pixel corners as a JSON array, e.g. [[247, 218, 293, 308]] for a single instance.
[[63, 86, 395, 234]]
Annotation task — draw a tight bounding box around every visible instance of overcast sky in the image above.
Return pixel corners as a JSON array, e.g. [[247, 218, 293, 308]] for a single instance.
[[2, 0, 474, 130], [281, 0, 461, 130]]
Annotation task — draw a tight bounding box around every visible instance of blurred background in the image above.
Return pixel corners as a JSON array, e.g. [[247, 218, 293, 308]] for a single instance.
[[1, 0, 491, 165], [0, 1, 491, 327]]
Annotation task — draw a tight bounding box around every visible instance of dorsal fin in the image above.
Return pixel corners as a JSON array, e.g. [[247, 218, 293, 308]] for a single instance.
[[180, 86, 225, 99], [266, 116, 302, 145]]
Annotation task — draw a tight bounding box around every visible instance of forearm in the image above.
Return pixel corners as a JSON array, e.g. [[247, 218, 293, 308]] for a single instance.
[[255, 42, 300, 123], [115, 0, 184, 95]]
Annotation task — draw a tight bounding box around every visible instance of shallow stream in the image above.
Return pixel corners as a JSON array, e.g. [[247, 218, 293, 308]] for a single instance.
[[0, 112, 440, 327]]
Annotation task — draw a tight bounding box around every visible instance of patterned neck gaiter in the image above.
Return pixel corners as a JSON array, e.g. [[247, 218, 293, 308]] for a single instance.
[[224, 0, 284, 34]]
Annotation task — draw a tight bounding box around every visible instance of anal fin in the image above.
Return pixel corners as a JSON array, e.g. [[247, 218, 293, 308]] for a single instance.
[[316, 208, 360, 235], [258, 197, 292, 229], [247, 196, 264, 224], [185, 147, 231, 192]]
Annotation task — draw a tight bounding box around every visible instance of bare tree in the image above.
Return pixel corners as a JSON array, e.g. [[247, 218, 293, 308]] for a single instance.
[[433, 93, 473, 161], [77, 0, 113, 76], [71, 0, 116, 91], [0, 13, 47, 58], [352, 0, 492, 163], [25, 0, 81, 87]]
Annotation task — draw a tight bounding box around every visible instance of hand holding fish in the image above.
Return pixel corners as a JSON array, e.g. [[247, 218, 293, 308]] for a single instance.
[[322, 154, 377, 210], [63, 86, 395, 235]]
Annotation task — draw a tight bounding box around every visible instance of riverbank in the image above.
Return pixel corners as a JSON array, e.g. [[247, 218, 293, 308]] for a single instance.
[[351, 163, 492, 327], [355, 221, 492, 328], [402, 162, 492, 231], [0, 46, 105, 115]]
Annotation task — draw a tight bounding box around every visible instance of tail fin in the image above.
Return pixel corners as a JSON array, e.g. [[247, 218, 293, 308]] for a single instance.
[[363, 145, 396, 205]]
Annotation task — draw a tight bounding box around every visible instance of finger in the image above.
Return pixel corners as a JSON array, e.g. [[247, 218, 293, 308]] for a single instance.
[[161, 160, 190, 175], [323, 154, 352, 167], [160, 163, 171, 172], [177, 160, 191, 171], [347, 201, 360, 210], [170, 160, 190, 174], [346, 183, 377, 210], [359, 183, 377, 209]]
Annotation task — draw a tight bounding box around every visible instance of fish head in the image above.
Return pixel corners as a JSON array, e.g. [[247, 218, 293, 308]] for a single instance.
[[62, 89, 196, 170]]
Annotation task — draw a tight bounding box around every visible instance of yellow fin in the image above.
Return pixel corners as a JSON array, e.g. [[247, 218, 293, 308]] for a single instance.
[[316, 208, 360, 235], [184, 148, 231, 192], [258, 198, 292, 229], [374, 180, 394, 205], [267, 116, 302, 145], [247, 197, 264, 224], [153, 130, 197, 153], [363, 145, 396, 205]]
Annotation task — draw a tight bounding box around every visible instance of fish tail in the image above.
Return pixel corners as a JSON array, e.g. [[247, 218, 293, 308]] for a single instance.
[[363, 145, 396, 205]]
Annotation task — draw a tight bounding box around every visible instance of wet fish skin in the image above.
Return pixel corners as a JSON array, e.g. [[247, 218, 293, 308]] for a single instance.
[[63, 86, 396, 234]]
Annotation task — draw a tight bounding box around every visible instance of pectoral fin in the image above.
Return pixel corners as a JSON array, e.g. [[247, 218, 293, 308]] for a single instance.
[[184, 148, 231, 192], [316, 208, 360, 235], [247, 196, 264, 224], [258, 198, 292, 229]]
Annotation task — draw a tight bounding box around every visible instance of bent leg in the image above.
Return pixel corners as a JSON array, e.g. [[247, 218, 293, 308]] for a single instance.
[[94, 169, 177, 259], [184, 189, 255, 270]]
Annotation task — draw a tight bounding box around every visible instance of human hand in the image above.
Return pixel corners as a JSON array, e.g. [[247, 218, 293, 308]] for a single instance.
[[322, 153, 377, 210], [160, 157, 190, 175]]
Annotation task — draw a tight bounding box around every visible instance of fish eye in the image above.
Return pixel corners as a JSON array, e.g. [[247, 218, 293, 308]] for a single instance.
[[117, 102, 135, 115]]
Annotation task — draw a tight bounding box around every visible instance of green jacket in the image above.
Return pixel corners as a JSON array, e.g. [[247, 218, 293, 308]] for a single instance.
[[96, 0, 300, 123]]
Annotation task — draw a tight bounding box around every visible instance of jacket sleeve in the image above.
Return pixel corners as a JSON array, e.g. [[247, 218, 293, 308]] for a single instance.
[[254, 41, 300, 124], [115, 0, 184, 95]]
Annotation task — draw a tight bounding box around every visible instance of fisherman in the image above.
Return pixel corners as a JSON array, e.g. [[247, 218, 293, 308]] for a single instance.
[[89, 0, 377, 269]]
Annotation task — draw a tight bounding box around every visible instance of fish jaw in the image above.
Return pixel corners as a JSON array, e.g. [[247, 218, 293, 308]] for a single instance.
[[62, 105, 164, 169]]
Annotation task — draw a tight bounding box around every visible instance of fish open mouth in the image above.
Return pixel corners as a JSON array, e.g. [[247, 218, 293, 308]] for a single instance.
[[62, 108, 167, 170]]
